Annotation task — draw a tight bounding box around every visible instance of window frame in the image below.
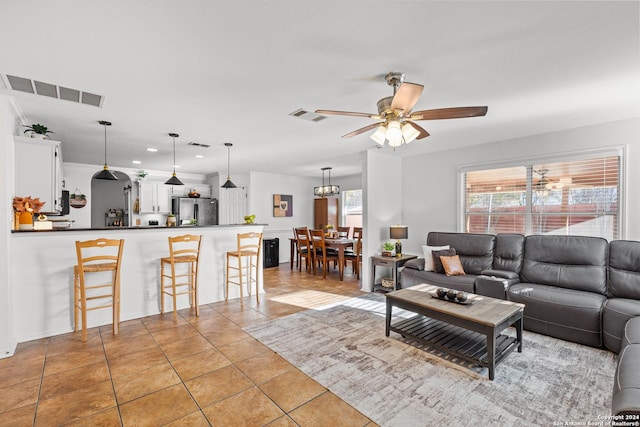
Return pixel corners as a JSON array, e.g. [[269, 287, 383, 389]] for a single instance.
[[457, 146, 626, 239]]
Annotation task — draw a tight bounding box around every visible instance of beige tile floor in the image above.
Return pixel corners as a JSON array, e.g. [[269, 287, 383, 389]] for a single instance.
[[0, 262, 378, 426]]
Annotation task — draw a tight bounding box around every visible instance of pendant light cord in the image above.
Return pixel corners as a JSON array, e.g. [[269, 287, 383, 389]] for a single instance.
[[173, 136, 176, 173], [103, 123, 108, 166]]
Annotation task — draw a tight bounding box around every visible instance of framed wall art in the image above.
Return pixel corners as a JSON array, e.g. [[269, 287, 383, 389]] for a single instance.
[[273, 194, 293, 217]]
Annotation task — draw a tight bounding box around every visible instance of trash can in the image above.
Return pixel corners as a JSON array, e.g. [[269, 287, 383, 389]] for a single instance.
[[263, 238, 279, 268]]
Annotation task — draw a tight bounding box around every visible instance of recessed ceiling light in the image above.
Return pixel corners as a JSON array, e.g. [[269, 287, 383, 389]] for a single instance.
[[132, 160, 142, 164], [146, 148, 158, 152], [194, 154, 204, 159]]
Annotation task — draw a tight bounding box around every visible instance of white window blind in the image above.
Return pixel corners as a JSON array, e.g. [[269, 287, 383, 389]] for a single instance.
[[463, 155, 620, 240]]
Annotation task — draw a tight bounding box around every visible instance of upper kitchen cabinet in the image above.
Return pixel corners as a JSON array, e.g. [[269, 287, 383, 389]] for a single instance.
[[138, 182, 171, 213], [14, 136, 64, 214]]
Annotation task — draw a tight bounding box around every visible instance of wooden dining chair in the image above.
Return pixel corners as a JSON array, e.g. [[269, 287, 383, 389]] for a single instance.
[[310, 229, 338, 278], [344, 231, 363, 279], [74, 238, 125, 342], [294, 227, 314, 274], [337, 226, 351, 239]]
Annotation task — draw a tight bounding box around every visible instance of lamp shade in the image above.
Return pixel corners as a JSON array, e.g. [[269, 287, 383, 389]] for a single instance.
[[390, 225, 408, 240]]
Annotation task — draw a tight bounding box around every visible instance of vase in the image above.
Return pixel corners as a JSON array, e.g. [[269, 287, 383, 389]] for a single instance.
[[18, 211, 33, 230]]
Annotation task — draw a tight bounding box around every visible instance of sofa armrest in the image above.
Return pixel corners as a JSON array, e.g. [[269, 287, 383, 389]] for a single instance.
[[404, 258, 424, 270], [480, 269, 520, 281]]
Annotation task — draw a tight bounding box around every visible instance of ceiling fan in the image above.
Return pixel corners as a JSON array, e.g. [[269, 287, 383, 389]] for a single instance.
[[315, 72, 488, 148]]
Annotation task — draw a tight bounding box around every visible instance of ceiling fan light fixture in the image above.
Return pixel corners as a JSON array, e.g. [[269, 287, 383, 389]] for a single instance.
[[386, 121, 402, 141], [370, 125, 387, 145], [401, 123, 420, 144], [388, 137, 403, 148]]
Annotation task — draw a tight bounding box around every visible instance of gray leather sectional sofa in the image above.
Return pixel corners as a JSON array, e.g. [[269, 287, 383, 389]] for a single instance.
[[400, 231, 640, 415]]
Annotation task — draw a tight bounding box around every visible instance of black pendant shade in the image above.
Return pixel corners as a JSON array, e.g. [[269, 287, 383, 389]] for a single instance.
[[165, 133, 184, 185], [221, 178, 237, 189], [96, 166, 118, 181], [221, 142, 236, 189], [95, 121, 118, 180]]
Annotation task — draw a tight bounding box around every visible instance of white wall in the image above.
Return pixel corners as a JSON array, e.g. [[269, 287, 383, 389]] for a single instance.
[[0, 96, 19, 357], [401, 117, 640, 255], [361, 150, 403, 291], [249, 171, 316, 264]]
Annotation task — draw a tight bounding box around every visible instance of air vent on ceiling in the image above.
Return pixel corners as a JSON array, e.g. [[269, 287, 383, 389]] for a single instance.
[[289, 108, 327, 122], [187, 142, 211, 148], [3, 74, 104, 108]]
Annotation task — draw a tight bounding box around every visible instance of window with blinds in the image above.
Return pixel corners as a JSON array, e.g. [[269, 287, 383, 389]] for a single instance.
[[463, 155, 621, 240]]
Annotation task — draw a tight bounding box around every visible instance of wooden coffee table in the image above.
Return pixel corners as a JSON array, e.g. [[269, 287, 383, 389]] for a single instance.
[[385, 284, 524, 380]]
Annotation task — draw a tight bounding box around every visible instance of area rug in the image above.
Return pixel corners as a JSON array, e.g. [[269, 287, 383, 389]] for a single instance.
[[244, 294, 616, 426]]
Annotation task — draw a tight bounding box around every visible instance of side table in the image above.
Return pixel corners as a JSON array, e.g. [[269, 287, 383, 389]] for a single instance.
[[371, 254, 418, 292]]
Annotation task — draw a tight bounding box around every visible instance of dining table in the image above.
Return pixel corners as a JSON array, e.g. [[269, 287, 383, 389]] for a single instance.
[[289, 236, 354, 280]]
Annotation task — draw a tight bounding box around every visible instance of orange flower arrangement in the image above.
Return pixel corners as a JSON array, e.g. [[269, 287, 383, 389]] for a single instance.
[[13, 196, 45, 213]]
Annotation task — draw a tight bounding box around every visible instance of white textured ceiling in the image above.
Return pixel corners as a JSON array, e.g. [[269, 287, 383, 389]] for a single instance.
[[1, 1, 638, 179]]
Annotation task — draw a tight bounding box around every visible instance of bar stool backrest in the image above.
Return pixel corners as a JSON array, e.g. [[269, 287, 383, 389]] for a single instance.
[[167, 234, 202, 263], [75, 238, 125, 273]]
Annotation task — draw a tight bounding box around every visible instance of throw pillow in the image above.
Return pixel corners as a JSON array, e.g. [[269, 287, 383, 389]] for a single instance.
[[432, 248, 456, 274], [422, 245, 450, 271], [441, 255, 466, 276]]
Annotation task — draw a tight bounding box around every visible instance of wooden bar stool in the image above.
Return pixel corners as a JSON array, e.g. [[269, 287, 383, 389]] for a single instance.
[[74, 238, 125, 342], [226, 232, 262, 307], [160, 234, 202, 321]]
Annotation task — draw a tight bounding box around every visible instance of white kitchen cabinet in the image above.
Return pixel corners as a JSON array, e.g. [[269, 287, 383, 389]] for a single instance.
[[14, 136, 64, 213], [138, 182, 171, 213]]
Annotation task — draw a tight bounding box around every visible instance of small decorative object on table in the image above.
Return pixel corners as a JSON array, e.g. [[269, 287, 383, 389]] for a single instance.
[[431, 287, 474, 305], [12, 196, 45, 230], [382, 242, 395, 257], [167, 214, 176, 227], [244, 214, 256, 224]]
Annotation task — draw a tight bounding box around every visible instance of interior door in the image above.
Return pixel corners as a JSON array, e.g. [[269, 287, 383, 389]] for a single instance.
[[224, 187, 247, 224]]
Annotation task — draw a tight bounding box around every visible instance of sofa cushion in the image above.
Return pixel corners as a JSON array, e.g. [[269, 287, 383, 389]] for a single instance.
[[403, 258, 424, 270], [521, 235, 608, 295], [432, 248, 456, 274], [427, 232, 495, 275], [508, 282, 605, 347], [603, 299, 640, 353], [608, 240, 640, 299], [422, 245, 449, 271], [612, 344, 640, 416], [494, 234, 525, 273], [623, 317, 640, 347], [441, 255, 465, 276], [400, 269, 476, 293]]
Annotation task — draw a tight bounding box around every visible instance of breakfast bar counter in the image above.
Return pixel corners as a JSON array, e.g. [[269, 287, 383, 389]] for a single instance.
[[10, 224, 264, 343]]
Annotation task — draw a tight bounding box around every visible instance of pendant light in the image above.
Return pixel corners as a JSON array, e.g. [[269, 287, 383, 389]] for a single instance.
[[314, 167, 340, 197], [95, 121, 118, 180], [221, 142, 237, 189], [164, 133, 184, 185]]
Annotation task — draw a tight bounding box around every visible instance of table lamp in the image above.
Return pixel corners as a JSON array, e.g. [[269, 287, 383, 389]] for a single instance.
[[390, 225, 408, 257]]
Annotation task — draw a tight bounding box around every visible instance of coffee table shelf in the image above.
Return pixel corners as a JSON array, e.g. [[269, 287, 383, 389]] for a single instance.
[[385, 284, 524, 380], [391, 316, 520, 367]]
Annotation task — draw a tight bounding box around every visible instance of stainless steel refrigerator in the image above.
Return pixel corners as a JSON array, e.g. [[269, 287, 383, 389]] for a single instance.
[[171, 197, 218, 226]]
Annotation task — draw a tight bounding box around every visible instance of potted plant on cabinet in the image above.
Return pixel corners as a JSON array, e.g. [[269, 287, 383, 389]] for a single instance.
[[23, 123, 55, 139]]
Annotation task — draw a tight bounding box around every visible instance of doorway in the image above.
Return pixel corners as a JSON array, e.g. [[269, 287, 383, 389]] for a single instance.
[[90, 171, 132, 228]]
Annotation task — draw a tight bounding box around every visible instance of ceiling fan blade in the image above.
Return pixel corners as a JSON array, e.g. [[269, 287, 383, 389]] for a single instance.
[[410, 106, 488, 120], [342, 123, 382, 138], [315, 109, 376, 118], [405, 121, 430, 139], [390, 82, 424, 115]]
